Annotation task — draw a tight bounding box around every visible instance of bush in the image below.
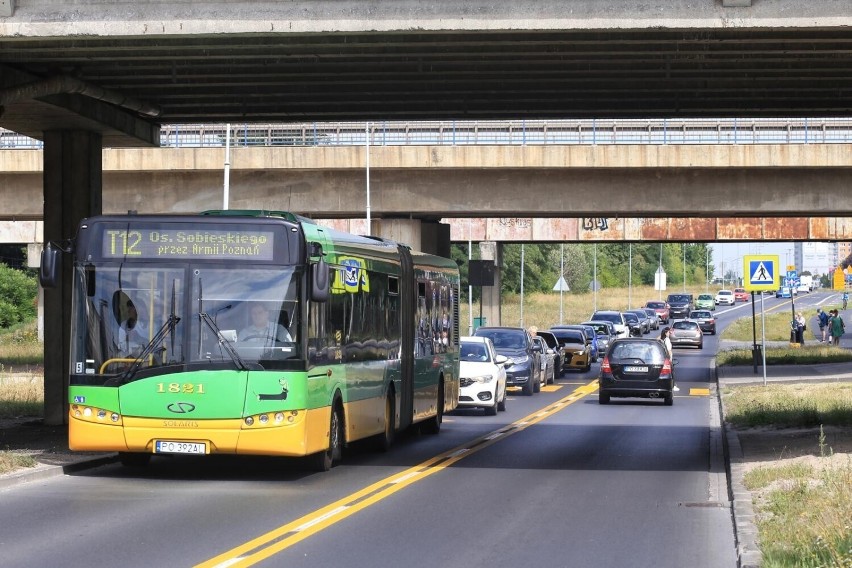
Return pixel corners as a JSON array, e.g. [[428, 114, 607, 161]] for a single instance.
[[0, 265, 37, 328]]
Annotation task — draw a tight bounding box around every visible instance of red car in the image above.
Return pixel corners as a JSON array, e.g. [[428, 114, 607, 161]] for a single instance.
[[734, 288, 749, 302], [645, 300, 670, 324]]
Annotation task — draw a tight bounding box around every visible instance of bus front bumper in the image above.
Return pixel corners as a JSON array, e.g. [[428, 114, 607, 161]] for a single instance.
[[68, 407, 331, 457]]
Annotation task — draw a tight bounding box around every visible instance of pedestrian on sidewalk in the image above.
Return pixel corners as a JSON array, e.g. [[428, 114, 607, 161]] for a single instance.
[[794, 312, 806, 345], [817, 308, 829, 342], [660, 327, 679, 392], [829, 309, 845, 347]]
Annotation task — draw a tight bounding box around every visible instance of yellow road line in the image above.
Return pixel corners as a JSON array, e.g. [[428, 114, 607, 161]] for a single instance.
[[689, 388, 711, 396], [540, 385, 563, 392], [195, 382, 597, 568]]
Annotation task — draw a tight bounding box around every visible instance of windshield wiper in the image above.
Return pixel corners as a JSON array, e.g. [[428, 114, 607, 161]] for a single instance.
[[198, 311, 251, 371], [106, 314, 181, 386]]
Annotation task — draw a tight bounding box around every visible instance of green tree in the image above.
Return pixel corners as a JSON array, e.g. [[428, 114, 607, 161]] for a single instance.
[[0, 264, 37, 327]]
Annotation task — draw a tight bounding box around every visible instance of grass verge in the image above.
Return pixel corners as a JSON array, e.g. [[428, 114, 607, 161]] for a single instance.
[[742, 451, 851, 567], [724, 385, 852, 567], [722, 383, 852, 428], [0, 320, 43, 368], [0, 373, 44, 419], [0, 452, 37, 475]]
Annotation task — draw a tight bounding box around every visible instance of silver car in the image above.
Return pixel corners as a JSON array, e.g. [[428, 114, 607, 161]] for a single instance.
[[669, 319, 704, 349]]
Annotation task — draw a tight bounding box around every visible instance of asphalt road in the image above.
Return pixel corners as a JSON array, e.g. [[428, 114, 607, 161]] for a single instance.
[[0, 293, 826, 568]]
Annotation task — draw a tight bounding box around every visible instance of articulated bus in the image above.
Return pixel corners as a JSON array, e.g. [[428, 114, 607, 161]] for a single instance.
[[41, 210, 460, 470]]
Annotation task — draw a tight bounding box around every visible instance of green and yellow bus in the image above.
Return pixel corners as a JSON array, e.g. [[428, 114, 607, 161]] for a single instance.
[[41, 210, 459, 470]]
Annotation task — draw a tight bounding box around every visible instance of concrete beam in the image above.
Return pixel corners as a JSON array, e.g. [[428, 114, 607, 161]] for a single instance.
[[3, 145, 852, 219], [0, 0, 14, 18], [0, 1, 844, 36], [0, 65, 160, 147]]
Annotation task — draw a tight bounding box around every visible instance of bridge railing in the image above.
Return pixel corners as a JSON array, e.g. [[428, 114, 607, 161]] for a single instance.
[[3, 118, 852, 149]]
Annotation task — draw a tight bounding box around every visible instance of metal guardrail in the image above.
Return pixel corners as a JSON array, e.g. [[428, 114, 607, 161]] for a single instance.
[[3, 118, 852, 149]]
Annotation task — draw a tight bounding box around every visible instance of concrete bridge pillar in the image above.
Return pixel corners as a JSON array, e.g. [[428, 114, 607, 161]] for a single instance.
[[42, 130, 103, 425], [479, 241, 502, 327], [373, 218, 450, 258]]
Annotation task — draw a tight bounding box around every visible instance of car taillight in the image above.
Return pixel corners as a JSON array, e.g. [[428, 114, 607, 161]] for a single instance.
[[601, 356, 611, 373], [660, 359, 672, 378]]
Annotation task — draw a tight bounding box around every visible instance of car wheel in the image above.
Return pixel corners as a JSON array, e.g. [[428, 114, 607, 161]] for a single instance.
[[583, 362, 592, 372], [698, 342, 704, 349], [599, 392, 610, 404], [533, 375, 541, 393], [497, 389, 507, 411], [523, 378, 534, 396], [485, 393, 498, 416], [711, 329, 716, 335], [664, 391, 674, 406]]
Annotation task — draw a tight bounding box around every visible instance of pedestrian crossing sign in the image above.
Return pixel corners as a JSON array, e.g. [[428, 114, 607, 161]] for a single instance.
[[743, 255, 779, 291]]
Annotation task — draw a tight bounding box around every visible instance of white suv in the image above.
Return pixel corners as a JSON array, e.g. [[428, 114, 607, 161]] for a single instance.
[[589, 310, 630, 338], [714, 290, 735, 306]]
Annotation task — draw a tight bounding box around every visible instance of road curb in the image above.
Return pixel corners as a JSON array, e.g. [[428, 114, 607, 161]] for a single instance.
[[715, 361, 763, 568], [0, 454, 117, 492]]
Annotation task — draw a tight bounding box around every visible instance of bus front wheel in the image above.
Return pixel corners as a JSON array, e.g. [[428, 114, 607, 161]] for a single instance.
[[311, 402, 343, 471]]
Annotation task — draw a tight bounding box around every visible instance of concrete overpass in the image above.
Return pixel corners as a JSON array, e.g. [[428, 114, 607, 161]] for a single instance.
[[4, 141, 852, 221], [3, 1, 851, 424]]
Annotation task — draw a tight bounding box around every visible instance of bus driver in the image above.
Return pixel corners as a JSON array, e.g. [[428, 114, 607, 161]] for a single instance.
[[239, 303, 292, 345]]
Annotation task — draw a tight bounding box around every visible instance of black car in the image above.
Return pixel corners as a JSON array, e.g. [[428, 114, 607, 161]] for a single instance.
[[598, 338, 674, 406], [666, 293, 694, 320], [473, 326, 542, 396], [625, 309, 652, 334], [621, 312, 643, 337]]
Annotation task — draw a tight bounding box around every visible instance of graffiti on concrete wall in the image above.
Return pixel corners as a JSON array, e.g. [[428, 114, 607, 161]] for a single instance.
[[582, 217, 609, 231]]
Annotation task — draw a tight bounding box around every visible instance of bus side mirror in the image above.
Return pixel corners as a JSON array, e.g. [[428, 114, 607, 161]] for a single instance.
[[39, 244, 61, 288], [311, 257, 330, 302]]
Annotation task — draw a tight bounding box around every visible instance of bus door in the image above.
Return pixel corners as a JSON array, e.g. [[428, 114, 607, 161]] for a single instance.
[[397, 245, 415, 430]]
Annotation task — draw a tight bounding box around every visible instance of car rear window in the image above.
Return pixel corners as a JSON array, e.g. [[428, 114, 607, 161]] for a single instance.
[[591, 312, 621, 324], [610, 342, 665, 363], [552, 331, 585, 345], [475, 330, 526, 349], [690, 311, 712, 318], [673, 321, 699, 330], [646, 302, 665, 309]]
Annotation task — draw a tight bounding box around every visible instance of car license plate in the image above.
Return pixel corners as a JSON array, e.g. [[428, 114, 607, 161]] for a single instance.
[[154, 440, 207, 454], [625, 365, 648, 373]]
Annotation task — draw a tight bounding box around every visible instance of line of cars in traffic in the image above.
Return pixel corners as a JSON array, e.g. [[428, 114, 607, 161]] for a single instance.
[[459, 289, 745, 412], [459, 304, 674, 413]]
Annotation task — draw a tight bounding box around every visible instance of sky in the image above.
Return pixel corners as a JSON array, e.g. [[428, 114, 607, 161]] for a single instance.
[[711, 242, 797, 282]]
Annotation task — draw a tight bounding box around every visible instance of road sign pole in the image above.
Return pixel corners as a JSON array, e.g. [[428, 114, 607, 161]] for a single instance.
[[751, 291, 758, 374], [761, 293, 767, 386]]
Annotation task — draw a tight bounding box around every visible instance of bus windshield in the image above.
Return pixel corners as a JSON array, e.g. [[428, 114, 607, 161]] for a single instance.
[[71, 263, 302, 381]]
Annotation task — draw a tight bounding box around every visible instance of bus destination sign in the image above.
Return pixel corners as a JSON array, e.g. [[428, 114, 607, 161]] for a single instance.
[[102, 228, 275, 260]]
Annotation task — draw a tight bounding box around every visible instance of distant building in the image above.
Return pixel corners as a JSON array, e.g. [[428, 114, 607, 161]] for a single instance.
[[838, 242, 852, 267], [794, 242, 834, 275]]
